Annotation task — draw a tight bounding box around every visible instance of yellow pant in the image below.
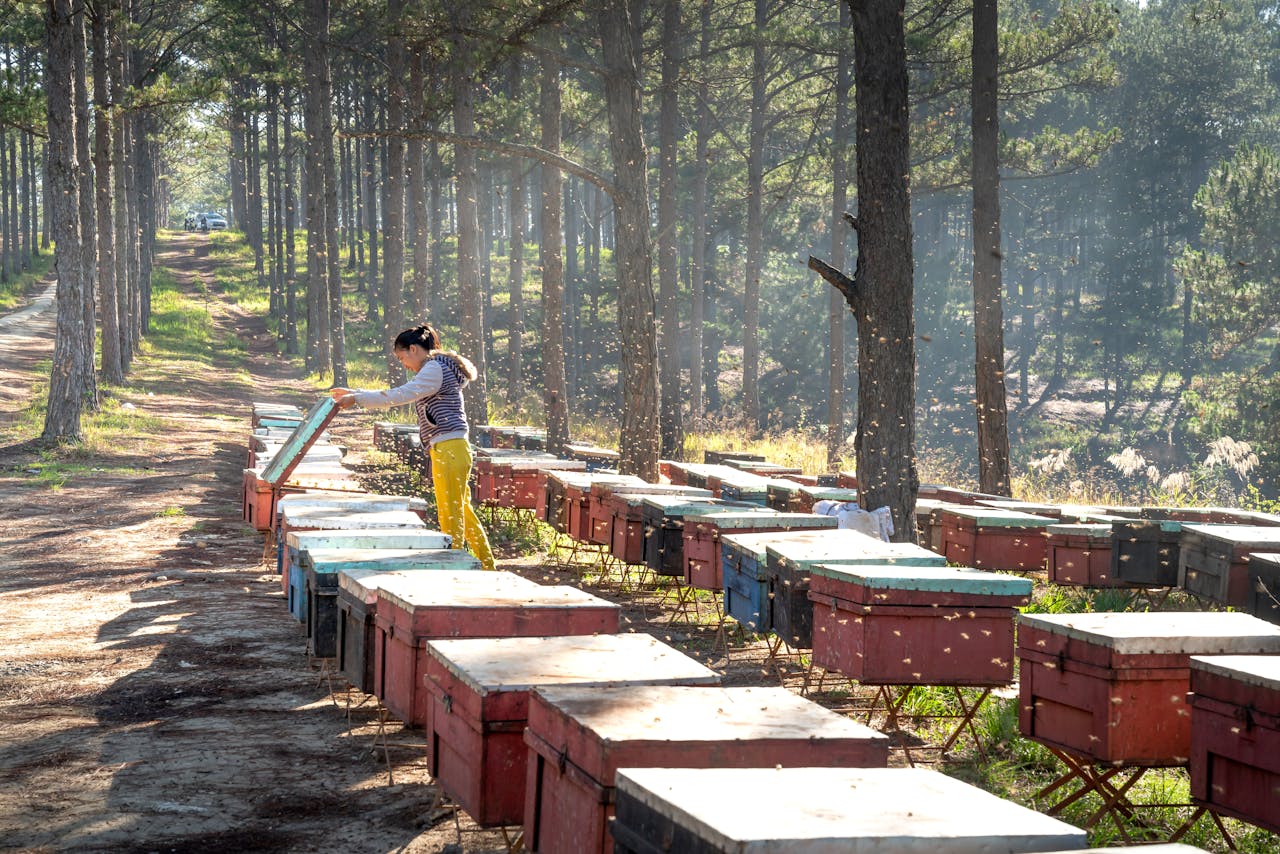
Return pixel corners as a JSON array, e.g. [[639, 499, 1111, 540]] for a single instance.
[[429, 438, 496, 572]]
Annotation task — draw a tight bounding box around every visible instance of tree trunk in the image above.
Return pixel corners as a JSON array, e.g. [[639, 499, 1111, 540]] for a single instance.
[[540, 32, 569, 453], [689, 0, 711, 422], [847, 0, 918, 540], [409, 46, 430, 318], [827, 0, 852, 468], [428, 139, 442, 320], [318, 0, 345, 386], [507, 58, 526, 406], [383, 0, 407, 384], [302, 0, 330, 372], [43, 0, 90, 442], [110, 10, 131, 369], [283, 84, 299, 355], [362, 90, 380, 321], [657, 0, 683, 458], [970, 0, 1011, 495], [92, 0, 123, 384], [600, 0, 659, 479], [450, 5, 489, 426], [742, 0, 767, 432], [73, 6, 97, 406]]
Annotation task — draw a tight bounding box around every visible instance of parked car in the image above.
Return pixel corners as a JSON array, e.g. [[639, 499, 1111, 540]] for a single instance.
[[200, 212, 227, 231]]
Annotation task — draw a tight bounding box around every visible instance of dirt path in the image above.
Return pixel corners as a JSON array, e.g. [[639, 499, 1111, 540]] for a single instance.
[[0, 233, 506, 853]]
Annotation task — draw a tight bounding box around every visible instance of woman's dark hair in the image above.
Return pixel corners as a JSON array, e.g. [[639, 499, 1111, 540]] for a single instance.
[[394, 324, 441, 352]]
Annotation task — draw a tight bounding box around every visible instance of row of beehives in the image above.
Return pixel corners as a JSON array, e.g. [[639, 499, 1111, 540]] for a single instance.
[[244, 403, 1278, 851], [436, 429, 1280, 849]]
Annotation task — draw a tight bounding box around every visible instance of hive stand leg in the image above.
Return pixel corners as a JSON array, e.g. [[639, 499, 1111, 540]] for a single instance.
[[939, 687, 993, 760], [1169, 806, 1237, 851], [1038, 747, 1140, 828], [1086, 767, 1147, 837]]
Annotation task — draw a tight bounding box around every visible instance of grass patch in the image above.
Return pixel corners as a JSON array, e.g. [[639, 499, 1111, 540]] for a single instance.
[[0, 252, 54, 312]]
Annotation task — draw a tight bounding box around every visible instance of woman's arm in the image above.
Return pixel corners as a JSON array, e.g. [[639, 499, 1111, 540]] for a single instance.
[[335, 361, 444, 410]]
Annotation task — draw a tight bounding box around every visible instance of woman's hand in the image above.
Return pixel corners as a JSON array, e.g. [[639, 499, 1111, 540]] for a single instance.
[[329, 388, 357, 410]]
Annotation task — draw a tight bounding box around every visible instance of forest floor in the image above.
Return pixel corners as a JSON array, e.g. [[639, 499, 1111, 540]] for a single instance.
[[0, 233, 871, 854]]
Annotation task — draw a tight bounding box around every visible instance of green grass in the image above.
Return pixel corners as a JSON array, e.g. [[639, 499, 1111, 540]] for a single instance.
[[0, 252, 53, 312]]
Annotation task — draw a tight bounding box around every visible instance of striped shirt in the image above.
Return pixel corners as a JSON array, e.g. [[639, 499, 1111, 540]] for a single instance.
[[351, 354, 469, 447]]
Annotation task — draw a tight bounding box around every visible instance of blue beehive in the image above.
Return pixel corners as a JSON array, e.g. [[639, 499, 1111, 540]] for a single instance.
[[720, 532, 774, 632]]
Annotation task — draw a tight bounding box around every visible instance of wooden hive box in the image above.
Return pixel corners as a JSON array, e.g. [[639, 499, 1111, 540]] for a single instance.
[[336, 569, 423, 696], [563, 475, 647, 543], [682, 510, 835, 593], [1189, 653, 1280, 834], [766, 530, 945, 650], [793, 485, 859, 514], [1178, 525, 1280, 608], [703, 450, 765, 465], [836, 470, 858, 488], [591, 483, 711, 550], [275, 508, 426, 596], [300, 544, 468, 658], [710, 470, 771, 506], [1111, 518, 1184, 588], [423, 634, 720, 828], [1247, 553, 1280, 625], [936, 506, 1053, 572], [284, 528, 453, 592], [480, 451, 555, 507], [764, 479, 806, 513], [492, 457, 586, 511], [609, 766, 1086, 854], [521, 686, 890, 854], [1046, 522, 1133, 588], [375, 571, 621, 728], [1018, 611, 1280, 765], [565, 442, 621, 472], [808, 563, 1032, 685], [640, 496, 754, 578], [914, 498, 966, 554]]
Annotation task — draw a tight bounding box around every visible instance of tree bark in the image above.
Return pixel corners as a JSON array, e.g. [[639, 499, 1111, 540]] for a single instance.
[[302, 0, 330, 372], [362, 89, 380, 321], [43, 0, 90, 442], [408, 46, 430, 318], [600, 0, 659, 479], [319, 0, 345, 386], [847, 0, 918, 540], [971, 0, 1012, 495], [689, 0, 711, 423], [450, 4, 489, 426], [657, 0, 683, 458], [507, 57, 526, 406], [92, 0, 123, 384], [540, 32, 568, 453], [383, 0, 407, 384], [828, 0, 852, 468], [742, 0, 767, 432], [283, 83, 299, 355]]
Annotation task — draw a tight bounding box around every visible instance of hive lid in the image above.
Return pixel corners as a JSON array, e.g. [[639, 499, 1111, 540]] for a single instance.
[[426, 634, 720, 694], [278, 493, 428, 513], [687, 511, 838, 530], [767, 529, 945, 568], [337, 568, 438, 601], [640, 496, 748, 515], [1190, 654, 1280, 692], [302, 548, 479, 573], [278, 509, 426, 530], [1019, 612, 1280, 655], [612, 766, 1085, 852], [287, 529, 452, 551], [940, 506, 1055, 527], [1112, 519, 1183, 534], [259, 397, 339, 486], [810, 562, 1033, 596], [379, 572, 615, 613], [796, 486, 860, 502], [533, 685, 889, 745], [1249, 552, 1280, 567], [1180, 524, 1280, 546], [1046, 523, 1113, 538]]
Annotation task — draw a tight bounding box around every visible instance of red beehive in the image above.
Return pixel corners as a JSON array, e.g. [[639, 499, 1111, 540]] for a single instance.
[[491, 457, 584, 511], [681, 511, 836, 592], [422, 634, 720, 828], [375, 571, 620, 728], [521, 685, 890, 854], [607, 492, 651, 565], [937, 507, 1053, 573], [1189, 654, 1280, 834], [588, 483, 711, 549], [1018, 611, 1280, 765], [808, 563, 1031, 685], [1046, 522, 1132, 588]]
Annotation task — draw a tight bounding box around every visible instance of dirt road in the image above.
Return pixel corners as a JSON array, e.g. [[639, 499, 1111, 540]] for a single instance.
[[0, 234, 507, 853]]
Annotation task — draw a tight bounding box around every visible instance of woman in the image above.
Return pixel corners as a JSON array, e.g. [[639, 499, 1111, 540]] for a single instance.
[[331, 324, 495, 572]]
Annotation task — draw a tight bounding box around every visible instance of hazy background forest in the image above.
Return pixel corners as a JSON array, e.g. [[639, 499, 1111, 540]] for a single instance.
[[4, 0, 1279, 502]]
